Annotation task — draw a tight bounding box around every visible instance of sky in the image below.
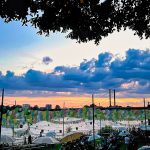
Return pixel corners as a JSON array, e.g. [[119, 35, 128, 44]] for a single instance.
[[0, 19, 150, 107]]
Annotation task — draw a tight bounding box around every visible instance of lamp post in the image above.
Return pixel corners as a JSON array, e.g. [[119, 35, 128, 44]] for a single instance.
[[144, 98, 147, 144], [0, 88, 4, 144], [92, 94, 95, 150], [109, 89, 112, 107], [99, 117, 101, 135], [99, 103, 101, 135], [63, 102, 65, 136]]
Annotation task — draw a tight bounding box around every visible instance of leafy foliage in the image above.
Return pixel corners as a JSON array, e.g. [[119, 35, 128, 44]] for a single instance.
[[2, 107, 150, 127], [0, 0, 150, 44], [100, 125, 113, 133]]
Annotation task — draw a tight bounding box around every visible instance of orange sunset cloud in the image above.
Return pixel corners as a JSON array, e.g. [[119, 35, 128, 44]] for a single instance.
[[2, 96, 149, 108]]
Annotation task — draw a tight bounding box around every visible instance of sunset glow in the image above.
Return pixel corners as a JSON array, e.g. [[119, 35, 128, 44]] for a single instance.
[[3, 96, 148, 108]]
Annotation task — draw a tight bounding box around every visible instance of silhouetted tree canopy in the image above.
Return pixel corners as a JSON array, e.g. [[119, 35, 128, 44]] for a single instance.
[[0, 0, 150, 44], [55, 105, 61, 110]]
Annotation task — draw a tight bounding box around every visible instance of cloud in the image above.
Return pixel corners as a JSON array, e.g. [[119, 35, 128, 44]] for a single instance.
[[1, 49, 150, 98], [96, 52, 113, 68], [42, 56, 53, 65]]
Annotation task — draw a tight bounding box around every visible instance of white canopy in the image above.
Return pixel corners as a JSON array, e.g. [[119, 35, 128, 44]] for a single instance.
[[139, 125, 150, 131], [138, 146, 150, 150], [46, 131, 56, 137], [88, 134, 101, 142], [0, 135, 15, 144], [33, 136, 59, 144], [119, 130, 130, 136]]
